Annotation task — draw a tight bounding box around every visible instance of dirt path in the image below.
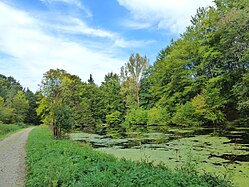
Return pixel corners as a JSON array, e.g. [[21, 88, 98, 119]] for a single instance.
[[0, 127, 34, 187]]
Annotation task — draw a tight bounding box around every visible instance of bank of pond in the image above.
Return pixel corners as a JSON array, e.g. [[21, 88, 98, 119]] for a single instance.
[[26, 126, 240, 187]]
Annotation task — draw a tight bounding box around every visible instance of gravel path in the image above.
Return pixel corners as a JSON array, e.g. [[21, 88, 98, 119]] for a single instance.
[[0, 127, 34, 187]]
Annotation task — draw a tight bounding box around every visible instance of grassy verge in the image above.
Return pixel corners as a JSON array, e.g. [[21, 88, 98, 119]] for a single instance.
[[0, 124, 25, 140], [26, 126, 231, 187]]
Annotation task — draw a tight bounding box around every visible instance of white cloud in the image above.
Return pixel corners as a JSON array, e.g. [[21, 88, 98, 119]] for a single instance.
[[117, 0, 214, 33], [41, 0, 92, 17], [0, 2, 125, 91], [50, 17, 115, 38], [112, 38, 155, 49], [51, 18, 153, 49], [123, 20, 151, 30]]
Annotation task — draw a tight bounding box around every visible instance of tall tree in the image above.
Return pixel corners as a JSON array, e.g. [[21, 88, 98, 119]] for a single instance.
[[0, 96, 14, 124], [37, 69, 73, 138], [100, 72, 124, 122], [12, 90, 29, 123], [139, 66, 155, 109], [146, 0, 248, 126], [24, 89, 40, 125], [121, 53, 149, 109]]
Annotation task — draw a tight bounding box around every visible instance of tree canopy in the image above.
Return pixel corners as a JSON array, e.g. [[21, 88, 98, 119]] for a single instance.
[[0, 74, 39, 124]]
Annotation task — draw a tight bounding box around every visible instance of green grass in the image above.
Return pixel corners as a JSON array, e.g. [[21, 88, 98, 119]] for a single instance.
[[0, 124, 24, 140], [26, 126, 231, 187]]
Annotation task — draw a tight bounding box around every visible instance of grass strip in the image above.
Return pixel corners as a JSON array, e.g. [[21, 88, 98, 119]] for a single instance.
[[26, 126, 231, 187], [0, 124, 24, 140]]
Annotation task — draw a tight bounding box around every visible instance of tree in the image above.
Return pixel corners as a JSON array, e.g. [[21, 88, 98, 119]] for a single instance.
[[0, 74, 33, 124], [121, 53, 149, 109], [81, 78, 105, 126], [60, 74, 87, 129], [139, 66, 155, 109], [233, 71, 249, 121], [120, 77, 138, 110], [100, 73, 124, 121], [0, 74, 23, 103], [147, 107, 171, 126], [202, 77, 226, 124], [12, 90, 29, 123], [37, 69, 72, 138], [24, 89, 40, 125], [125, 108, 148, 126], [172, 102, 203, 127], [88, 74, 94, 84], [106, 111, 122, 127], [0, 96, 6, 123], [144, 0, 248, 127]]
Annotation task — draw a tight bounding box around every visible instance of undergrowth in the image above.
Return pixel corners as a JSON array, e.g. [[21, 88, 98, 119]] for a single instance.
[[26, 126, 232, 187]]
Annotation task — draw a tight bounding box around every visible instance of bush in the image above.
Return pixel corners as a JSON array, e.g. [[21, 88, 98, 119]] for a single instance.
[[147, 107, 171, 125], [106, 111, 122, 127], [125, 108, 148, 125], [172, 102, 203, 126], [191, 93, 225, 125]]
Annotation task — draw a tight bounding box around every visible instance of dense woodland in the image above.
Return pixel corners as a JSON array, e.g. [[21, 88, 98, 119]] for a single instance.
[[0, 74, 40, 125], [0, 0, 248, 139]]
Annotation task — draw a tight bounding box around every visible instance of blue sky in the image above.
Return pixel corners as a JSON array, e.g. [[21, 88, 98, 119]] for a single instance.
[[0, 0, 214, 91]]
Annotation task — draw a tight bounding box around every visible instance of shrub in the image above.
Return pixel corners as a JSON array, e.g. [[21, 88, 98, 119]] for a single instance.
[[125, 108, 148, 125], [191, 93, 225, 125], [172, 102, 203, 126], [106, 111, 122, 127], [147, 107, 171, 125]]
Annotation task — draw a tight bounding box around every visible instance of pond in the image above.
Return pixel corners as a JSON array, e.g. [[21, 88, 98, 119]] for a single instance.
[[70, 126, 249, 186]]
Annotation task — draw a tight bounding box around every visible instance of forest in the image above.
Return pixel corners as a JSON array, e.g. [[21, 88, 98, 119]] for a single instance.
[[0, 74, 39, 125]]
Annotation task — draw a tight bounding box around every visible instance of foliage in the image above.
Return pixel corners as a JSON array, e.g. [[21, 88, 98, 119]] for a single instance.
[[53, 103, 74, 134], [0, 74, 38, 124], [100, 73, 125, 121], [147, 107, 171, 125], [143, 0, 248, 127], [85, 81, 105, 125], [37, 69, 67, 138], [139, 66, 155, 110], [12, 90, 29, 123], [26, 126, 231, 187], [37, 69, 87, 138], [173, 102, 203, 127], [106, 111, 122, 127], [126, 108, 148, 125], [200, 77, 225, 124], [0, 98, 15, 124], [24, 89, 40, 125], [233, 71, 249, 119], [121, 53, 149, 108], [120, 77, 138, 109], [0, 74, 22, 102]]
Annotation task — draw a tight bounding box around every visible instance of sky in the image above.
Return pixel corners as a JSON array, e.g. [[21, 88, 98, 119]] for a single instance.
[[0, 0, 214, 92]]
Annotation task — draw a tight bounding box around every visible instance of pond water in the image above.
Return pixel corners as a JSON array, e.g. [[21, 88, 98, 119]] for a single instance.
[[70, 126, 249, 186]]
